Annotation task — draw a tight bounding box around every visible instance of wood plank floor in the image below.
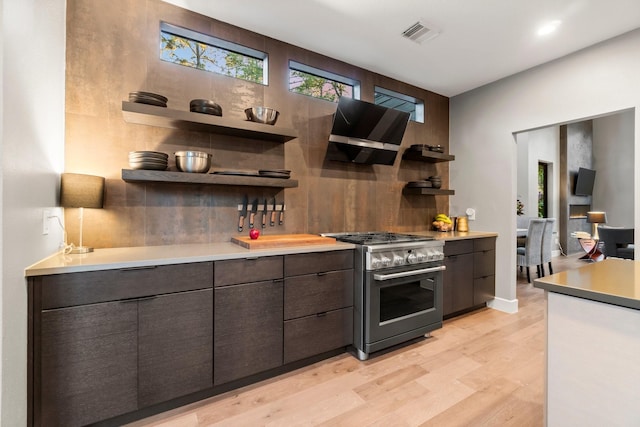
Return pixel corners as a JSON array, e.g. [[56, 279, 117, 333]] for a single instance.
[[128, 254, 586, 427]]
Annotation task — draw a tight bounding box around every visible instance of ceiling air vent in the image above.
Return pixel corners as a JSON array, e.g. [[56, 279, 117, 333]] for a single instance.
[[402, 21, 440, 44]]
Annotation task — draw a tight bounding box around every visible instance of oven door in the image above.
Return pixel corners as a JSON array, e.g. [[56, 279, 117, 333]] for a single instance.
[[365, 263, 445, 347]]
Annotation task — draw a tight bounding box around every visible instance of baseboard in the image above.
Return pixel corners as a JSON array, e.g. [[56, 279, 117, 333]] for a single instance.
[[552, 250, 561, 257], [487, 297, 519, 314]]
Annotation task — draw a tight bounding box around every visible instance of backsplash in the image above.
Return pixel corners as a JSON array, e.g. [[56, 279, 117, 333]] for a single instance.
[[64, 0, 450, 249]]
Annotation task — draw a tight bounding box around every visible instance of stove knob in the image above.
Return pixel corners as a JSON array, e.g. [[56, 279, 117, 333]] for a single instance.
[[393, 254, 404, 266], [406, 252, 417, 264], [415, 251, 427, 262], [380, 255, 392, 267], [370, 257, 382, 269]]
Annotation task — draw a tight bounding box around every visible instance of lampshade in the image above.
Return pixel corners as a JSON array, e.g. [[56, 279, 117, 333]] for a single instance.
[[60, 173, 105, 209], [586, 211, 607, 224]]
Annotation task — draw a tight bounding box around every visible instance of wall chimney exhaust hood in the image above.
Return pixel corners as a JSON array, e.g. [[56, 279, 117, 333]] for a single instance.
[[328, 97, 410, 165]]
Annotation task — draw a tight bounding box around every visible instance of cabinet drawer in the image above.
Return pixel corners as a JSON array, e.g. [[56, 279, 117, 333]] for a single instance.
[[41, 262, 213, 309], [214, 256, 283, 287], [284, 270, 353, 320], [284, 307, 353, 364], [284, 250, 354, 277], [444, 239, 474, 256], [474, 275, 495, 305], [474, 237, 496, 252], [474, 250, 496, 278]]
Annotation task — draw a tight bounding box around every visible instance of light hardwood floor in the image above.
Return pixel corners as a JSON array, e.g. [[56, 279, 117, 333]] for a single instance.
[[129, 254, 585, 427]]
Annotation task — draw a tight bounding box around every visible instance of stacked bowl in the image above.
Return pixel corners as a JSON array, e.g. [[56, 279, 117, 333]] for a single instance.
[[190, 99, 222, 116], [129, 91, 168, 107], [128, 151, 169, 170], [428, 175, 442, 189]]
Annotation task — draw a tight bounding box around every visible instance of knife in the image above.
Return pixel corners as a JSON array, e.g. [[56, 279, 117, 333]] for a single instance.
[[249, 198, 258, 229], [270, 197, 277, 226], [262, 198, 268, 228], [279, 201, 284, 225], [238, 195, 248, 232]]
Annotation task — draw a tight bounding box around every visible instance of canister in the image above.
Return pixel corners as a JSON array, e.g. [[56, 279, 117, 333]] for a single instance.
[[457, 215, 469, 232]]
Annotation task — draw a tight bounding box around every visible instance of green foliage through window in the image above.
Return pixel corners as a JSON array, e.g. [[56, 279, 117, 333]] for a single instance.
[[288, 61, 358, 102], [160, 23, 266, 84], [538, 162, 548, 218]]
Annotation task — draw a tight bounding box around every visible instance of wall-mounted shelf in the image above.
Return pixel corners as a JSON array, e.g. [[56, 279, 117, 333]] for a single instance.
[[122, 169, 298, 188], [121, 101, 298, 142], [403, 187, 455, 196], [402, 149, 455, 163]]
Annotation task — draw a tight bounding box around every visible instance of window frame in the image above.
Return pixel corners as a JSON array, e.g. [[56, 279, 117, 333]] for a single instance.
[[288, 60, 360, 101], [374, 86, 424, 123], [160, 22, 269, 85]]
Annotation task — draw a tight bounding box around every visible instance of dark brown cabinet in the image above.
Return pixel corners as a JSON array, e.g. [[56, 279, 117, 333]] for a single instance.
[[443, 249, 474, 315], [213, 256, 284, 385], [138, 289, 213, 407], [30, 262, 213, 427], [40, 301, 138, 427], [283, 251, 354, 363], [28, 249, 356, 426], [443, 237, 496, 317], [473, 237, 496, 305]]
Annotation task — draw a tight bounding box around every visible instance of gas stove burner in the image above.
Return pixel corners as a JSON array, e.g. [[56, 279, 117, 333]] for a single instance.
[[326, 232, 433, 245]]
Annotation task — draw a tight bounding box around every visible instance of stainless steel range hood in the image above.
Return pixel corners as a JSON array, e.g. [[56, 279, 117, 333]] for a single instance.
[[328, 97, 410, 165]]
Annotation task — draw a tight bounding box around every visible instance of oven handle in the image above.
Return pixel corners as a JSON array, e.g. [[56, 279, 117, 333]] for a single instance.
[[373, 265, 446, 281]]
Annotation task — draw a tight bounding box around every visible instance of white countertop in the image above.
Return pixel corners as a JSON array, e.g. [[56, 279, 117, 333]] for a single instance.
[[25, 241, 355, 277], [25, 230, 498, 277]]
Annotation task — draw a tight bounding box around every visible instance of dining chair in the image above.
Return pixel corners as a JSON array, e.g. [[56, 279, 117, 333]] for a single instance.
[[540, 218, 556, 276], [516, 218, 545, 283]]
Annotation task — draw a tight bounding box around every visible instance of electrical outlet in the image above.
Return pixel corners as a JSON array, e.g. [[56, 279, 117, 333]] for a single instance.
[[42, 209, 51, 235]]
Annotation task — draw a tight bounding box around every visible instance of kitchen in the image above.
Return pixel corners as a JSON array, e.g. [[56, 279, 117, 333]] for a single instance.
[[6, 0, 640, 425]]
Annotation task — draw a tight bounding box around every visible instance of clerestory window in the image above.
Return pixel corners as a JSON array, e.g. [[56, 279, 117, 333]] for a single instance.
[[288, 61, 360, 102], [160, 22, 268, 85], [374, 86, 424, 123]]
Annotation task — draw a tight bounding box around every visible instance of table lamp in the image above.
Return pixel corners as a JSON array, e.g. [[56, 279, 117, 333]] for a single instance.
[[586, 211, 607, 240], [60, 173, 105, 254]]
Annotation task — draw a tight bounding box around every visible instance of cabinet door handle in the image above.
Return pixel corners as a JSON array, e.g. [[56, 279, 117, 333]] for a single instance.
[[272, 278, 284, 284], [316, 311, 327, 317], [317, 271, 328, 276], [119, 295, 157, 303], [120, 265, 158, 272]]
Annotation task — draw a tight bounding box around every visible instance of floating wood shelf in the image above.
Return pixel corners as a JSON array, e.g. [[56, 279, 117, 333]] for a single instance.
[[121, 101, 298, 142], [122, 169, 299, 188], [402, 149, 455, 163], [403, 187, 455, 196]]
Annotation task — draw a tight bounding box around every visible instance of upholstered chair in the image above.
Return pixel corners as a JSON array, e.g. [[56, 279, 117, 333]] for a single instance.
[[540, 218, 556, 276], [516, 218, 546, 283]]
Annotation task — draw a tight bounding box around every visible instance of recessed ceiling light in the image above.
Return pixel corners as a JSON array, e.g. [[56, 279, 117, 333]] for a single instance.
[[537, 20, 562, 36]]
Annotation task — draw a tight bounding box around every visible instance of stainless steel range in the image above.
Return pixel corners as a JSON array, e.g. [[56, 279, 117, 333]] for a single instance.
[[323, 232, 445, 360]]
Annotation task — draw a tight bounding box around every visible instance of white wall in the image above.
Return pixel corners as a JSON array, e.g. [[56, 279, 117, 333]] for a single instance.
[[450, 29, 640, 312], [516, 133, 529, 215], [593, 110, 635, 226], [2, 0, 66, 424], [516, 126, 560, 221]]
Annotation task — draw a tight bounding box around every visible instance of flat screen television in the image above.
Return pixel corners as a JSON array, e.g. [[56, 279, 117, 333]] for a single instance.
[[574, 167, 596, 196]]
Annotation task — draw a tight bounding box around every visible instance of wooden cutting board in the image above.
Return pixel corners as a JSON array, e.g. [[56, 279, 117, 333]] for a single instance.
[[231, 233, 336, 249]]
